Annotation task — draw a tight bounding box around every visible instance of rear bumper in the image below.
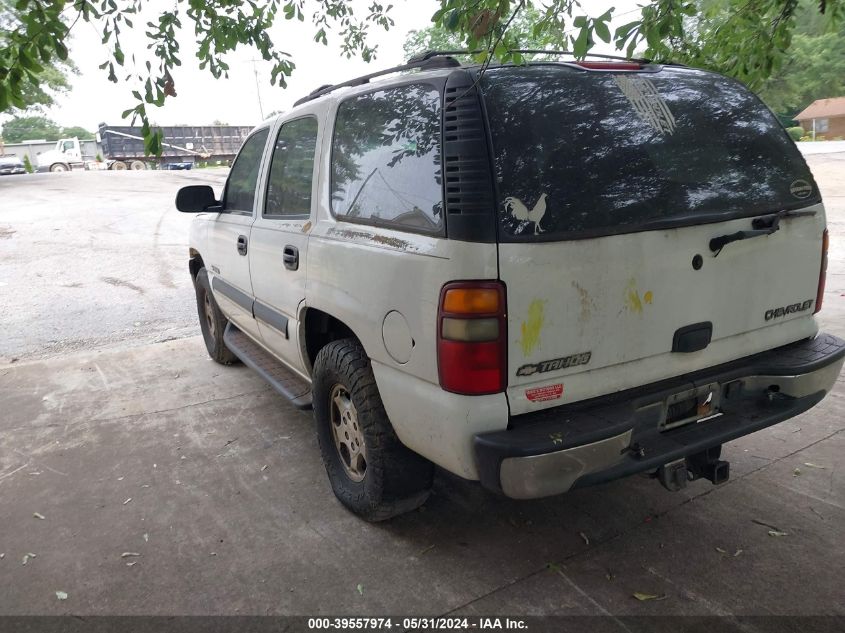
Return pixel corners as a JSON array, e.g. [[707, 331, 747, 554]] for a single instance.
[[475, 333, 845, 499]]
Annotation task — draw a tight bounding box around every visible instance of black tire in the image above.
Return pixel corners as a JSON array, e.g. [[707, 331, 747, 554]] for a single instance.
[[194, 268, 238, 365], [313, 338, 433, 521]]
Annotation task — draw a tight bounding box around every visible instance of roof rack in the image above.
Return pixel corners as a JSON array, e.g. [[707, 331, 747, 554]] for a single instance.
[[408, 49, 653, 65], [293, 55, 461, 107]]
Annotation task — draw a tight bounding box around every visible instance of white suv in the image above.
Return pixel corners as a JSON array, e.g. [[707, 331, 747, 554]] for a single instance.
[[177, 53, 844, 520]]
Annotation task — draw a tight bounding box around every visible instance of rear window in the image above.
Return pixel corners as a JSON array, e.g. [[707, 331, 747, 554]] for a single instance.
[[481, 66, 820, 241]]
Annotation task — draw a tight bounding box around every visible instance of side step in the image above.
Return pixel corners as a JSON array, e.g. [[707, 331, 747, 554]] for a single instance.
[[223, 323, 313, 410]]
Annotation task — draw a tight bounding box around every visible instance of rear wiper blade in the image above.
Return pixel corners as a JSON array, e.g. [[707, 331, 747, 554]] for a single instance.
[[709, 228, 775, 255], [751, 208, 816, 229], [710, 208, 817, 256]]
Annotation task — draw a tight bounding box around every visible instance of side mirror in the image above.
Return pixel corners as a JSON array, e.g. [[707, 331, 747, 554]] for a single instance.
[[176, 185, 219, 213]]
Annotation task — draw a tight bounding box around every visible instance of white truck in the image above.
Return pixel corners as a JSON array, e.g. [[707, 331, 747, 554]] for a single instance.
[[36, 123, 252, 172], [176, 52, 844, 521]]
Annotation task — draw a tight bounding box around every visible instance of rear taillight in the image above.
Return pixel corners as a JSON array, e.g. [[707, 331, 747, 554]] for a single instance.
[[437, 281, 507, 395], [815, 229, 829, 314]]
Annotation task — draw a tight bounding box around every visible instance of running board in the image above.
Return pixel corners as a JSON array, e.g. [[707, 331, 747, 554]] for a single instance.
[[223, 323, 313, 410]]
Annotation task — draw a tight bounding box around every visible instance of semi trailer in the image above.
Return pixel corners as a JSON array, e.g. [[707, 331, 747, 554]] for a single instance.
[[36, 123, 252, 172]]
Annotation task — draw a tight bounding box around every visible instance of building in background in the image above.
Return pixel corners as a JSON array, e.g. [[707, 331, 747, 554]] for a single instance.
[[795, 97, 845, 140]]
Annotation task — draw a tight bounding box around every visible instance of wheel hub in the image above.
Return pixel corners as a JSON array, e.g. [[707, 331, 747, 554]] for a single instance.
[[203, 292, 216, 340], [329, 384, 367, 482]]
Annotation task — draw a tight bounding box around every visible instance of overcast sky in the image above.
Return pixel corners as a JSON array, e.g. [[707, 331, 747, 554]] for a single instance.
[[38, 0, 639, 131]]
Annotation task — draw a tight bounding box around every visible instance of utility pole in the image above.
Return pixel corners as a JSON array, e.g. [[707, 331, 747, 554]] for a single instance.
[[250, 58, 265, 120]]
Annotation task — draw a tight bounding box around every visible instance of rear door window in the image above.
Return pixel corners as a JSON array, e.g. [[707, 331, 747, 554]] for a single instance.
[[481, 66, 820, 241], [264, 117, 318, 218], [330, 83, 444, 234]]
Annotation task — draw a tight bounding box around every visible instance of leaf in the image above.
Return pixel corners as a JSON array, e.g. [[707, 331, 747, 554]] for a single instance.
[[715, 547, 727, 554], [768, 530, 788, 537], [614, 20, 640, 40], [121, 552, 142, 558], [33, 512, 45, 520], [594, 21, 611, 43], [56, 591, 68, 600], [633, 592, 667, 601], [803, 462, 826, 469], [572, 28, 590, 58], [356, 583, 363, 595]]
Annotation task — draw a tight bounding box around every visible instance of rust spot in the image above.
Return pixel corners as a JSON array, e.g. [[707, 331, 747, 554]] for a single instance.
[[326, 227, 411, 251], [301, 221, 312, 233], [571, 281, 596, 323]]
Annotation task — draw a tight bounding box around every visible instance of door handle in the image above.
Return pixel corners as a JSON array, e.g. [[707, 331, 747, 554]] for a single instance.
[[237, 234, 248, 256], [283, 245, 299, 271]]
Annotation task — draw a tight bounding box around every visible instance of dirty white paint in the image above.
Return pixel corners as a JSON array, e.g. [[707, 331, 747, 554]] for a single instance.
[[500, 204, 825, 416]]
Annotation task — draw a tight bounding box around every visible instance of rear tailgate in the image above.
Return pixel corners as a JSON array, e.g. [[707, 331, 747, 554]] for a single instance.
[[480, 65, 826, 416]]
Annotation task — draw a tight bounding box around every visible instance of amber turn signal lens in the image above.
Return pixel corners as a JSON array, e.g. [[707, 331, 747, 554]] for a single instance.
[[442, 288, 500, 314]]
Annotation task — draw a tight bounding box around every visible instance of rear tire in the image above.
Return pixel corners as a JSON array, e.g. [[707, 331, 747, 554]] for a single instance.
[[130, 160, 146, 170], [194, 268, 238, 365], [111, 161, 128, 170], [49, 163, 68, 172], [313, 338, 433, 521]]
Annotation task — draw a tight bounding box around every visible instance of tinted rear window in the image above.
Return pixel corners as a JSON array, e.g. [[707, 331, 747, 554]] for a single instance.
[[481, 66, 820, 241]]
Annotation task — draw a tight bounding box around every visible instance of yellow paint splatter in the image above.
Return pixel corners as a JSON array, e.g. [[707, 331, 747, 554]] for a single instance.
[[520, 300, 545, 356], [625, 280, 643, 314], [643, 290, 653, 305]]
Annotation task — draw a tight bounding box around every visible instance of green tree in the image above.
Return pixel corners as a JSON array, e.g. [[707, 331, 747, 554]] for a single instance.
[[0, 115, 61, 142], [60, 125, 94, 139], [756, 0, 845, 117], [0, 0, 74, 111], [2, 0, 842, 151], [404, 5, 557, 60]]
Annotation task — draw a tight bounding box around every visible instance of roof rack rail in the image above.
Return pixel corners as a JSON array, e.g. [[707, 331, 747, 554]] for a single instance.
[[293, 55, 461, 107], [407, 49, 654, 65]]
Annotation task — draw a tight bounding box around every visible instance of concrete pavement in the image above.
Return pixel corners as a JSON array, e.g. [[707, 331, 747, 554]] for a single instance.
[[0, 336, 843, 615]]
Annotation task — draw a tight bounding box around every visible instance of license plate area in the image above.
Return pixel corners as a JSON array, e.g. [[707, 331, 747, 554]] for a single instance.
[[661, 382, 721, 431]]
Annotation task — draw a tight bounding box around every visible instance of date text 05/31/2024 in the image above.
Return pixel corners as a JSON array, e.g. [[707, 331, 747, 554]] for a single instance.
[[307, 617, 528, 630]]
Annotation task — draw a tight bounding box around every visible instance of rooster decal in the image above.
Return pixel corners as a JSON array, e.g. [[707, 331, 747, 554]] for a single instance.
[[504, 193, 547, 235]]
